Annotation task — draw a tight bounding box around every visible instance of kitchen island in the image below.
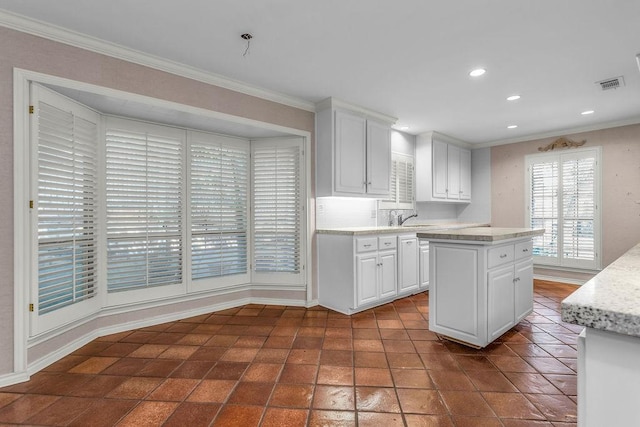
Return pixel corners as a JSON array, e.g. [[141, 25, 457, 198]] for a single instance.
[[562, 243, 640, 427], [316, 223, 487, 314], [417, 227, 544, 348]]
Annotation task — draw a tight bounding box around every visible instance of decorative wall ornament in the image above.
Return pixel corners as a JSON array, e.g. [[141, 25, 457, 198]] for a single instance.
[[538, 137, 586, 152]]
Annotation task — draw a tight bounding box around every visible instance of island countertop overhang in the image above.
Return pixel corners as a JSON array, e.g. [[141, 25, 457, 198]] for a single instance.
[[417, 227, 545, 243]]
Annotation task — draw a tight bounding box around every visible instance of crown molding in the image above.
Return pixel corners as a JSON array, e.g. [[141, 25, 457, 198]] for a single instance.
[[475, 116, 640, 149], [0, 9, 316, 112], [316, 97, 397, 125]]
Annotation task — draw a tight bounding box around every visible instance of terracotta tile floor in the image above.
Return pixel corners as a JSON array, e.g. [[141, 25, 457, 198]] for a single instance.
[[0, 280, 580, 426]]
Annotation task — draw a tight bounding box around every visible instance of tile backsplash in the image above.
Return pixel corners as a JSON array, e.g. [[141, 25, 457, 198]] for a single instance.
[[316, 197, 378, 229], [316, 197, 462, 229]]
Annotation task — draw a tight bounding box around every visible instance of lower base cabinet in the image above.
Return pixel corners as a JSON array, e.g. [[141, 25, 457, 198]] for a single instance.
[[429, 237, 534, 348], [398, 236, 419, 295], [318, 232, 424, 315], [356, 249, 397, 307]]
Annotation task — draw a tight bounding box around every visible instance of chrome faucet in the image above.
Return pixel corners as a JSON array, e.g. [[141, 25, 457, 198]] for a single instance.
[[398, 213, 418, 226]]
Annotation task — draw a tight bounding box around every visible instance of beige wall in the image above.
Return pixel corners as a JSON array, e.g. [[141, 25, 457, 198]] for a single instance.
[[0, 27, 315, 376], [491, 124, 640, 273]]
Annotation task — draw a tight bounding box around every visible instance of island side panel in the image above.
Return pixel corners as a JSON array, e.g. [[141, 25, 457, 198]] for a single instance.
[[429, 244, 485, 347], [318, 234, 355, 314]]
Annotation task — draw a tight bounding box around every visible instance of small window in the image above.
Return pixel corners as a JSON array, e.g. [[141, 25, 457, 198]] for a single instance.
[[379, 152, 414, 210]]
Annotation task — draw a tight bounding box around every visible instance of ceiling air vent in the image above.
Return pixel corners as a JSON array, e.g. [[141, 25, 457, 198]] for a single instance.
[[597, 76, 625, 91]]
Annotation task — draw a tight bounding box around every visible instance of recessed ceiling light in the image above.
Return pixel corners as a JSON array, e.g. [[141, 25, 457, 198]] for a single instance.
[[581, 110, 595, 115], [507, 125, 518, 129], [507, 95, 521, 101], [469, 68, 486, 77], [400, 126, 410, 131]]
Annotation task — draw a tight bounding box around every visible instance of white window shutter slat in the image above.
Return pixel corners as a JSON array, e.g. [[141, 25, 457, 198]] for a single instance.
[[37, 101, 99, 314], [527, 149, 599, 269], [190, 139, 249, 280], [105, 121, 184, 292], [252, 142, 302, 276]]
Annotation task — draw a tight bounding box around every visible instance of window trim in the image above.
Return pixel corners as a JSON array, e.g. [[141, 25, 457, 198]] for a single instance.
[[13, 69, 313, 379], [524, 146, 602, 271]]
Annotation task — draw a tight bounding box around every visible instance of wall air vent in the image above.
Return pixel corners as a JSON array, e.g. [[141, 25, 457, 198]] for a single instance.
[[596, 76, 625, 91]]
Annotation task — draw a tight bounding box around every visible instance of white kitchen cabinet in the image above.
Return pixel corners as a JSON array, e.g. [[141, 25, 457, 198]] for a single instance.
[[318, 233, 398, 314], [356, 252, 379, 307], [428, 236, 535, 348], [378, 249, 398, 299], [514, 259, 533, 322], [316, 98, 394, 197], [398, 235, 419, 295], [487, 264, 516, 341], [419, 240, 429, 290], [334, 110, 367, 194], [416, 132, 471, 202]]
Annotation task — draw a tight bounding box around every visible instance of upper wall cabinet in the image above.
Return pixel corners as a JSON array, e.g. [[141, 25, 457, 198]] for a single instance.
[[416, 132, 471, 203], [316, 98, 395, 197]]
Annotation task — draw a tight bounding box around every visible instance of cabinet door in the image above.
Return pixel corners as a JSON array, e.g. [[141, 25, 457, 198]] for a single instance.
[[514, 259, 534, 322], [459, 148, 471, 200], [335, 110, 366, 194], [378, 251, 397, 299], [419, 243, 429, 289], [356, 253, 379, 307], [398, 238, 419, 294], [366, 120, 391, 196], [447, 144, 461, 200], [487, 265, 516, 341], [432, 140, 448, 199]]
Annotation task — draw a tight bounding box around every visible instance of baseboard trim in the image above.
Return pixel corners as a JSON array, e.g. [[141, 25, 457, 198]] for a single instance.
[[534, 274, 586, 286], [0, 371, 30, 388]]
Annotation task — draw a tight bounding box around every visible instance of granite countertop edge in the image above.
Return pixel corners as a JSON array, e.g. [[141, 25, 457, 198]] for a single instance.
[[416, 227, 545, 242], [561, 243, 640, 338], [316, 222, 489, 236]]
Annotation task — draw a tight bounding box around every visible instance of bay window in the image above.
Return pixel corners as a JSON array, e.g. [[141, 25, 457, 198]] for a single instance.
[[29, 83, 306, 336]]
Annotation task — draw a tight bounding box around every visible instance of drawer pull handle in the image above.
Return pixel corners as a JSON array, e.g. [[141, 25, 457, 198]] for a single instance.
[[522, 248, 529, 252], [385, 242, 391, 246], [364, 244, 372, 248], [500, 254, 507, 259]]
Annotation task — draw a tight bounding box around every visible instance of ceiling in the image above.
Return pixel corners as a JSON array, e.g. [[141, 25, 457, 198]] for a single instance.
[[2, 0, 640, 145]]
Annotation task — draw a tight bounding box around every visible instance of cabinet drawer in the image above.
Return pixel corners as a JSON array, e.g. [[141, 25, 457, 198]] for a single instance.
[[356, 237, 378, 252], [514, 240, 533, 260], [379, 236, 397, 250], [487, 244, 514, 269]]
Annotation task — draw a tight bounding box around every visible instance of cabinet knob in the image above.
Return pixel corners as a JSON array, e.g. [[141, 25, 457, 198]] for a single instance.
[[522, 248, 529, 252], [500, 254, 507, 259]]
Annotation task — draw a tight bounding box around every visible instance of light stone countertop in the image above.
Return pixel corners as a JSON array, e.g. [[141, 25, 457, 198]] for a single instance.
[[416, 227, 545, 242], [316, 222, 489, 236], [562, 243, 640, 338]]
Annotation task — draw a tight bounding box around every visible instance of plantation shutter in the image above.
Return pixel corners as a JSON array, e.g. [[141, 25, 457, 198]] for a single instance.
[[562, 154, 596, 265], [36, 97, 99, 315], [529, 159, 559, 262], [190, 133, 249, 286], [382, 159, 398, 204], [527, 148, 599, 270], [397, 157, 415, 207], [379, 153, 414, 210], [252, 138, 304, 285], [105, 118, 184, 293]]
